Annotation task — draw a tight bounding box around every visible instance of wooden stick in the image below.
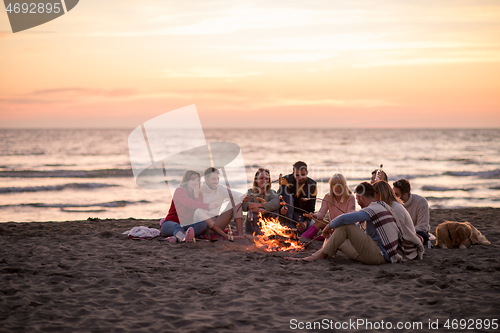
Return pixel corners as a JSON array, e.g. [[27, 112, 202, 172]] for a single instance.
[[302, 213, 328, 226], [301, 197, 345, 214], [280, 201, 310, 215], [260, 209, 302, 226], [271, 173, 283, 184], [301, 233, 327, 248]]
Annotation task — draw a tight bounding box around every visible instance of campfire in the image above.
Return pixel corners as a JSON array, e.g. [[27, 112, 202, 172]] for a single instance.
[[253, 214, 304, 252]]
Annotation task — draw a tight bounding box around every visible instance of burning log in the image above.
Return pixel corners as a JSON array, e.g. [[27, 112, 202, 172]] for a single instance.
[[253, 214, 305, 252], [267, 234, 294, 242]]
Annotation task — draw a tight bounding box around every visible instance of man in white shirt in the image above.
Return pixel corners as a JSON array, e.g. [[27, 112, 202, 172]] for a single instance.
[[194, 167, 244, 238]]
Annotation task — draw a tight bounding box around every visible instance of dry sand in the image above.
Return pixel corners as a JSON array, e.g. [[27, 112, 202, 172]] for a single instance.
[[1, 208, 499, 332]]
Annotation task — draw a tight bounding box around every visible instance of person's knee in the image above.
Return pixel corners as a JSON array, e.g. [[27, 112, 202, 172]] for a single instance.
[[199, 220, 208, 232], [160, 221, 177, 236], [193, 208, 208, 222]]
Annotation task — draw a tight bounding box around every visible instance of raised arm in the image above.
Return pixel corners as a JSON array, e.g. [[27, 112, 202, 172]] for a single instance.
[[241, 189, 253, 212], [216, 185, 244, 204], [329, 210, 371, 229], [263, 190, 281, 212], [314, 194, 329, 220]]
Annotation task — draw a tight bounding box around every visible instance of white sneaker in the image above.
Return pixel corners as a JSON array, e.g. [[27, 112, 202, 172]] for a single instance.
[[164, 236, 177, 243], [174, 230, 186, 242]]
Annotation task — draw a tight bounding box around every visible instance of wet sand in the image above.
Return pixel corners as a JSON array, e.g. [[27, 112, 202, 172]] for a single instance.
[[1, 208, 499, 332]]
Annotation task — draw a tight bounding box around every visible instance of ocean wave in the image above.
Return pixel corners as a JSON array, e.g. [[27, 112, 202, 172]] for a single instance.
[[344, 173, 435, 183], [43, 164, 77, 167], [429, 204, 466, 209], [421, 185, 474, 192], [391, 174, 438, 180], [0, 169, 133, 178], [0, 183, 119, 194], [443, 169, 500, 179], [425, 196, 496, 202], [447, 158, 477, 164], [418, 157, 499, 165], [60, 208, 108, 213], [0, 151, 46, 156], [424, 196, 454, 202], [0, 200, 151, 209]]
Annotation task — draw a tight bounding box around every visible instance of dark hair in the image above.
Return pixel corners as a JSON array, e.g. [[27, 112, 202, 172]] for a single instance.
[[393, 178, 411, 195], [293, 161, 308, 172], [355, 182, 375, 199], [204, 167, 219, 177], [371, 169, 388, 182]]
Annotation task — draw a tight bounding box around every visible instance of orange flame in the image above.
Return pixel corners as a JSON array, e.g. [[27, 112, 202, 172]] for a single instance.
[[254, 214, 304, 252]]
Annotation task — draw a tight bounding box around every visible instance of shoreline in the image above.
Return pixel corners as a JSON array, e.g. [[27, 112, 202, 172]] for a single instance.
[[1, 207, 499, 332], [2, 206, 499, 225]]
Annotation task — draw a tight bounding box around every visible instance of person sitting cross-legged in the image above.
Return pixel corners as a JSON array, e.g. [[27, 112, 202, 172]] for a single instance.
[[193, 167, 245, 239], [161, 170, 216, 242]]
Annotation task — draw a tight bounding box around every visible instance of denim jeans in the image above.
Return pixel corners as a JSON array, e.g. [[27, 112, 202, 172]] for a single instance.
[[280, 192, 305, 229], [160, 220, 207, 237], [245, 211, 262, 235]]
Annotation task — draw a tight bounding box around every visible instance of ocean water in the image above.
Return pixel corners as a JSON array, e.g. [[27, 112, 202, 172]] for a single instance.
[[1, 128, 499, 222]]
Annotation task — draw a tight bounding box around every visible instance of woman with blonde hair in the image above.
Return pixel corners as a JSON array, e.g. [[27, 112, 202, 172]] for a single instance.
[[301, 173, 356, 240]]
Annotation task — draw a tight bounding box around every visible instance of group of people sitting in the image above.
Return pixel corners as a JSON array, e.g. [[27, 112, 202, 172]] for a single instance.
[[160, 161, 431, 265]]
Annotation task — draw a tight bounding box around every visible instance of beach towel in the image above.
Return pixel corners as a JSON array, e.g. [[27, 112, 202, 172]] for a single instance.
[[123, 226, 160, 240]]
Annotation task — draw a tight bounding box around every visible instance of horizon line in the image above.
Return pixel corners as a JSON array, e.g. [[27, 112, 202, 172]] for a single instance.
[[1, 126, 499, 130]]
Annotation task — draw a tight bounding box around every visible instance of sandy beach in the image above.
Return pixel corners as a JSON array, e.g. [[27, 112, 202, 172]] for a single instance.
[[1, 207, 499, 332]]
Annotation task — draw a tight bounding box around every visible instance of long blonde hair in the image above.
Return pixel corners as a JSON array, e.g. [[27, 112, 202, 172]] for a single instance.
[[373, 180, 403, 206], [329, 173, 352, 202]]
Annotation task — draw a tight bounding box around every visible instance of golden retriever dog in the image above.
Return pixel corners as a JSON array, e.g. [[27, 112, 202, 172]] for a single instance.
[[435, 221, 491, 249]]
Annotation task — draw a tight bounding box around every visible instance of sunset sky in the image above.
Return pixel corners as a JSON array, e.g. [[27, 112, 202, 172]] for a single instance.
[[1, 0, 499, 128]]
